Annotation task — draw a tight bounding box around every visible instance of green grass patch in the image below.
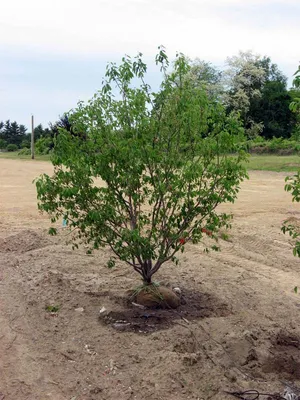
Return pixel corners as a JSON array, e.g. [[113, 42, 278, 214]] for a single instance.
[[1, 151, 300, 172], [0, 151, 51, 161], [45, 304, 60, 313], [246, 155, 300, 172]]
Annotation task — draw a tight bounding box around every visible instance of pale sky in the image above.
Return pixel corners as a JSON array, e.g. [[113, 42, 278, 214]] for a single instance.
[[1, 0, 299, 130]]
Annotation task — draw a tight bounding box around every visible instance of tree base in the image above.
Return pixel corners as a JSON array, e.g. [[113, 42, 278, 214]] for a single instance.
[[133, 285, 181, 309]]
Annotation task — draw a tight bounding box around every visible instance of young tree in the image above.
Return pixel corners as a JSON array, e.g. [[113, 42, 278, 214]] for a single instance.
[[282, 65, 300, 256], [36, 49, 247, 287]]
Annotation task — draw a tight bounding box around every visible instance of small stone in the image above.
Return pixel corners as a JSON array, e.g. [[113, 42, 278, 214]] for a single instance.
[[99, 306, 110, 318], [113, 323, 130, 331], [131, 302, 146, 309], [75, 307, 84, 313], [173, 287, 181, 295]]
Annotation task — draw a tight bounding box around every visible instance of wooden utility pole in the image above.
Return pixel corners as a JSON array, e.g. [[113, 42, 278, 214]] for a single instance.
[[31, 115, 34, 159]]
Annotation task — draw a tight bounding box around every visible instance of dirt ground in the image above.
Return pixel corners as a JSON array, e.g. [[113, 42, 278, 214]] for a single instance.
[[1, 158, 300, 400]]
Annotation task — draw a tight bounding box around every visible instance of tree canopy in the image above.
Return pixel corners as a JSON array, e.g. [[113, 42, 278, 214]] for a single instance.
[[36, 49, 248, 284]]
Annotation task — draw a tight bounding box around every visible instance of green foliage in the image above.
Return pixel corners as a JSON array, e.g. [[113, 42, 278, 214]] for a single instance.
[[246, 155, 300, 172], [185, 59, 223, 99], [6, 143, 18, 152], [250, 80, 294, 139], [35, 136, 53, 155], [0, 138, 7, 149], [45, 304, 60, 313], [0, 120, 27, 148], [290, 65, 300, 113], [18, 148, 31, 156], [246, 137, 300, 155], [36, 48, 248, 284], [34, 124, 46, 141], [220, 231, 231, 241], [255, 56, 287, 85], [224, 52, 294, 139], [223, 51, 266, 138], [20, 139, 30, 149], [283, 169, 300, 256], [282, 66, 300, 257]]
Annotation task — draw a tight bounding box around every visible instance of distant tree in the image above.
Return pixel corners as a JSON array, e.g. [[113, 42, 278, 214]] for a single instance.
[[10, 122, 21, 146], [19, 124, 27, 136], [0, 138, 7, 149], [249, 57, 294, 138], [50, 114, 73, 136], [185, 59, 223, 99], [20, 139, 30, 149], [289, 86, 300, 139], [290, 65, 300, 113], [50, 114, 86, 139], [0, 120, 27, 147], [35, 137, 53, 155], [34, 124, 45, 141], [48, 114, 86, 150], [223, 51, 266, 138], [43, 127, 51, 137], [249, 80, 294, 138], [0, 122, 5, 145], [6, 143, 18, 152], [224, 52, 294, 139], [3, 120, 12, 140], [256, 56, 287, 85]]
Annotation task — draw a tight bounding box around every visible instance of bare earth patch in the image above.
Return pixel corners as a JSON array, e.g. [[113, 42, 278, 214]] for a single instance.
[[1, 159, 300, 400]]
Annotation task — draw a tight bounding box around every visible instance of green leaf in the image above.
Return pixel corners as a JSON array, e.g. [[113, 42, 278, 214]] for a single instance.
[[48, 227, 57, 236], [294, 286, 298, 294]]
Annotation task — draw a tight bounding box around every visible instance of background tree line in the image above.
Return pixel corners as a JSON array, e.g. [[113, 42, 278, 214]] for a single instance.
[[0, 116, 71, 154], [1, 51, 299, 154]]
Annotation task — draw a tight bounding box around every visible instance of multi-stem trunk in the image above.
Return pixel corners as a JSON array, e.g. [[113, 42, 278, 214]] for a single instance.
[[141, 260, 152, 284], [140, 259, 164, 285]]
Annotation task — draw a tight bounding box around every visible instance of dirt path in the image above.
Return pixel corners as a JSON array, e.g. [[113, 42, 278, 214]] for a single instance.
[[1, 159, 300, 400]]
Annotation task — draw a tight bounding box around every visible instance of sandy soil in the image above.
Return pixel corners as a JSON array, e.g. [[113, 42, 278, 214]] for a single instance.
[[1, 158, 300, 400]]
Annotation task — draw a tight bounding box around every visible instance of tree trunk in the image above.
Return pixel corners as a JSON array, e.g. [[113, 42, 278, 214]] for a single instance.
[[141, 260, 152, 284]]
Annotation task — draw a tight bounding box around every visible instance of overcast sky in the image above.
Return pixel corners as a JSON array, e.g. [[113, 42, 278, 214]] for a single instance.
[[1, 0, 299, 130]]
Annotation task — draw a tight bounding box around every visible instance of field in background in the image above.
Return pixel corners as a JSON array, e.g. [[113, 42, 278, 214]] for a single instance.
[[246, 154, 300, 171], [0, 151, 50, 161], [1, 151, 300, 172]]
